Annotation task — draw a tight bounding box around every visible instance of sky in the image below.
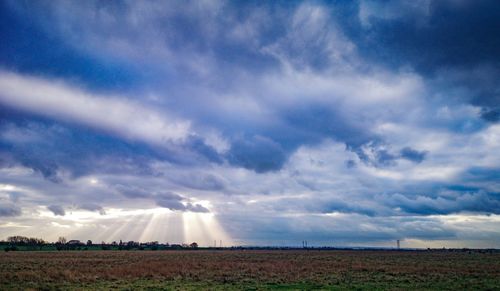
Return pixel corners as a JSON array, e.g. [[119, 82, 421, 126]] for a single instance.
[[0, 0, 499, 248]]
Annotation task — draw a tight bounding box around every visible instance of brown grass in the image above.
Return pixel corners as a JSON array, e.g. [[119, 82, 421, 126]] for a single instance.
[[0, 250, 499, 289]]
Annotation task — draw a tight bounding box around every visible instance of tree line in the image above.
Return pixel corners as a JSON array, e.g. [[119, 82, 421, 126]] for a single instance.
[[1, 236, 199, 252]]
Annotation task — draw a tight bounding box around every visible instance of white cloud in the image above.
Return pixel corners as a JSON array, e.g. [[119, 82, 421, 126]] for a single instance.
[[0, 70, 191, 145]]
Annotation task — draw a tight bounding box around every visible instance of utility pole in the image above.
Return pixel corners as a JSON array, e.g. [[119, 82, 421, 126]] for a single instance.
[[397, 239, 400, 249]]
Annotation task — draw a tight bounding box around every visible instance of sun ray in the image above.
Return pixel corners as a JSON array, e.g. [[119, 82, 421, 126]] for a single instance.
[[183, 212, 233, 247]]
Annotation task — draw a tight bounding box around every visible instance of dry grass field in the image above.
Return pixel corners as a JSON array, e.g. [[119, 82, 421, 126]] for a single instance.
[[0, 250, 499, 290]]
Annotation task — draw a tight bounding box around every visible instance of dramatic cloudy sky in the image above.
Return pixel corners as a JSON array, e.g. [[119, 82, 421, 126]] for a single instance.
[[1, 0, 499, 248]]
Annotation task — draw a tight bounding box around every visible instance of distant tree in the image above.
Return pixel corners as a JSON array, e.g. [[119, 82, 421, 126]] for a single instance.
[[56, 237, 67, 250], [87, 240, 92, 246], [190, 242, 198, 249], [170, 244, 182, 250], [27, 237, 45, 250], [7, 236, 30, 245], [125, 241, 139, 250], [6, 236, 45, 249], [101, 241, 110, 250]]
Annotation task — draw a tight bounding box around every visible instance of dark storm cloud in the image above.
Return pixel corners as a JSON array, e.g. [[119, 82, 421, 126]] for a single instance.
[[355, 0, 500, 119], [363, 148, 398, 167], [0, 137, 143, 183], [184, 136, 223, 165], [154, 193, 185, 211], [171, 173, 226, 192], [0, 1, 140, 92], [47, 205, 65, 216], [154, 192, 209, 213], [0, 117, 225, 182], [186, 204, 210, 213], [113, 184, 210, 213], [319, 200, 376, 217], [386, 191, 500, 215], [0, 116, 155, 179], [480, 108, 500, 122], [226, 135, 288, 173], [114, 184, 151, 199], [399, 147, 427, 163], [221, 100, 381, 173], [15, 156, 61, 183], [0, 203, 21, 217], [351, 142, 428, 167], [266, 172, 500, 217], [281, 104, 374, 149], [358, 0, 500, 72], [462, 167, 500, 184]]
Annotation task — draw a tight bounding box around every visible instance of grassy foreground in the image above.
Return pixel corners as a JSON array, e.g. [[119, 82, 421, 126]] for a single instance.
[[0, 250, 499, 290]]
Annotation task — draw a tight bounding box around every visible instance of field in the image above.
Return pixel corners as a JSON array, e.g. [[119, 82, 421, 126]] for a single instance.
[[1, 250, 499, 290]]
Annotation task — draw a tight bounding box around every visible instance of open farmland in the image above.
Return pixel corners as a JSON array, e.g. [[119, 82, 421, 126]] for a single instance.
[[0, 250, 499, 290]]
